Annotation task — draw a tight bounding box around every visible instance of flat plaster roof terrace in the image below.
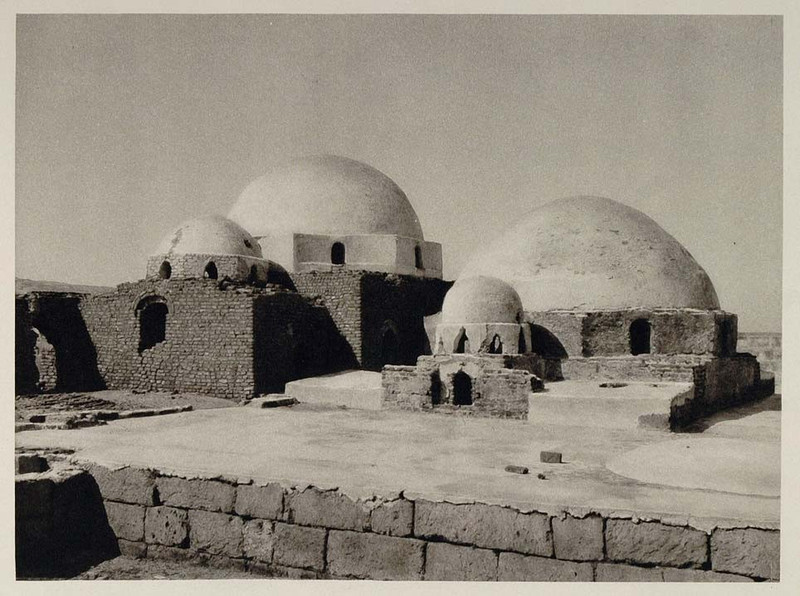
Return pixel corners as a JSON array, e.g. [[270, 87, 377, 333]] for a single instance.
[[15, 393, 780, 531]]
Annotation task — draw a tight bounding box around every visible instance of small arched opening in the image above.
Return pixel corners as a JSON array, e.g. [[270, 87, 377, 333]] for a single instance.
[[137, 297, 168, 353], [452, 370, 473, 406], [203, 261, 218, 279], [630, 318, 651, 355], [331, 242, 346, 265], [488, 334, 503, 354], [381, 323, 400, 366], [158, 261, 172, 280], [414, 245, 424, 269], [518, 329, 527, 353], [247, 264, 259, 284], [454, 329, 470, 354]]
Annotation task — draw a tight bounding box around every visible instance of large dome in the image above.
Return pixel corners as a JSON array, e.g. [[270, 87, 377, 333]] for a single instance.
[[441, 276, 524, 324], [228, 155, 424, 240], [154, 215, 263, 258], [461, 196, 719, 311]]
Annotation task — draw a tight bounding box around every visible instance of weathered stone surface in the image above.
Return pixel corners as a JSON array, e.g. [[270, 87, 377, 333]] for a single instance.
[[235, 483, 283, 520], [327, 530, 425, 580], [243, 518, 274, 563], [117, 539, 147, 559], [605, 519, 707, 568], [147, 544, 198, 562], [595, 562, 663, 582], [156, 476, 235, 513], [104, 501, 145, 542], [414, 500, 552, 556], [498, 552, 593, 582], [15, 476, 54, 519], [552, 514, 604, 561], [371, 499, 414, 537], [86, 464, 156, 506], [662, 567, 754, 582], [425, 542, 497, 581], [144, 506, 188, 547], [711, 527, 779, 580], [188, 509, 244, 557], [287, 487, 370, 531], [272, 522, 326, 571], [16, 454, 49, 474]]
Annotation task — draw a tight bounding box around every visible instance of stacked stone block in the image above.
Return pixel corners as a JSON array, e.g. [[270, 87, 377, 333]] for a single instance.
[[73, 463, 776, 581]]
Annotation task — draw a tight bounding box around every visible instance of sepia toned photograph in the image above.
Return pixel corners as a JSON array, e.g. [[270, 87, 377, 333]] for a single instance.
[[11, 6, 786, 587]]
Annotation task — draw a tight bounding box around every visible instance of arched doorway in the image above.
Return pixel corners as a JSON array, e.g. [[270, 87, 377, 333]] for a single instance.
[[381, 324, 400, 366], [488, 334, 503, 354], [529, 325, 568, 359], [331, 242, 346, 265], [452, 370, 473, 406], [630, 318, 651, 355], [137, 297, 168, 353], [414, 245, 423, 269], [454, 329, 470, 354]]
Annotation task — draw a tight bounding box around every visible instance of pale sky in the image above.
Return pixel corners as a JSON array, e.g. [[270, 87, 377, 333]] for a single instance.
[[15, 14, 782, 331]]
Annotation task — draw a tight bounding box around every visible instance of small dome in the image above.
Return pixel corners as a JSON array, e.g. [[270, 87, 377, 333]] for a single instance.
[[462, 196, 719, 311], [441, 276, 524, 324], [228, 155, 425, 240], [154, 215, 263, 258]]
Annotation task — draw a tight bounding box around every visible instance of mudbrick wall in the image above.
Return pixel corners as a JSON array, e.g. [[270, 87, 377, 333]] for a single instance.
[[18, 460, 778, 582], [80, 280, 257, 400], [738, 332, 782, 392], [15, 292, 104, 394], [527, 310, 737, 359], [293, 270, 451, 371], [383, 354, 545, 420]]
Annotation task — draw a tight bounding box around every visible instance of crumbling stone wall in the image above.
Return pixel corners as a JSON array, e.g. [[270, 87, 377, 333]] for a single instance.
[[15, 292, 104, 394], [69, 463, 777, 581], [527, 309, 737, 359], [382, 354, 543, 419]]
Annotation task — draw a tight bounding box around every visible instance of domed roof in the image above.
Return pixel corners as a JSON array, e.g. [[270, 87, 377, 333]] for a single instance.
[[228, 155, 424, 240], [461, 196, 719, 311], [154, 215, 263, 258], [441, 276, 524, 324]]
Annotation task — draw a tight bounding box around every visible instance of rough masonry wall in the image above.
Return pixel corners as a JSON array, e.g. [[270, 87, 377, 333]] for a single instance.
[[16, 292, 104, 394], [738, 332, 781, 392], [359, 273, 451, 370], [52, 462, 777, 582], [526, 312, 584, 359], [252, 290, 357, 394], [293, 271, 364, 366], [294, 270, 451, 371], [382, 354, 538, 419], [80, 279, 256, 400], [15, 296, 38, 394]]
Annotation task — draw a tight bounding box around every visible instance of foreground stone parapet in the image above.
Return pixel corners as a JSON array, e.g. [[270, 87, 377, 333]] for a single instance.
[[43, 461, 776, 582]]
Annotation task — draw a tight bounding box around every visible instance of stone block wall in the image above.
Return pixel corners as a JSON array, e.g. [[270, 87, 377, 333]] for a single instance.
[[16, 463, 118, 577], [15, 296, 38, 394], [738, 332, 781, 392], [80, 279, 257, 400], [62, 462, 776, 582], [382, 354, 541, 419]]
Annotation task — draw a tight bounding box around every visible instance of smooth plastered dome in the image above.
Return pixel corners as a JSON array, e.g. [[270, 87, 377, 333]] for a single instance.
[[441, 276, 524, 324], [228, 155, 425, 240], [461, 196, 720, 311], [154, 215, 263, 258]]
